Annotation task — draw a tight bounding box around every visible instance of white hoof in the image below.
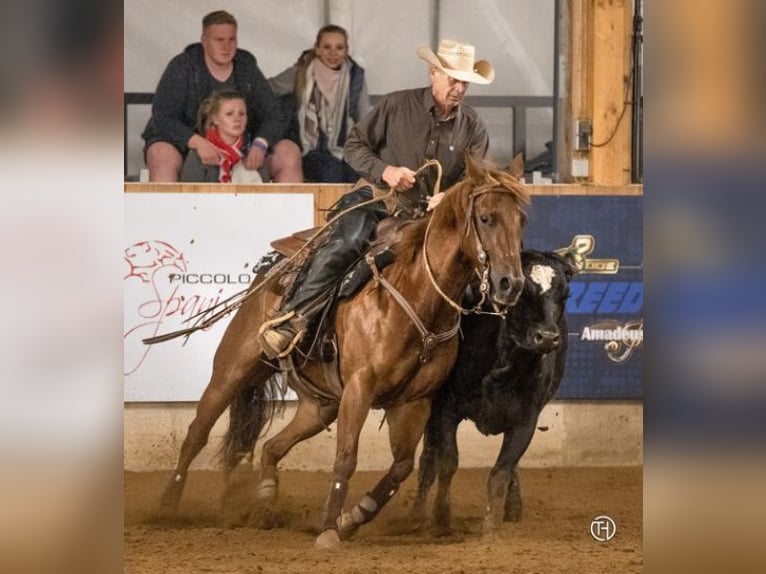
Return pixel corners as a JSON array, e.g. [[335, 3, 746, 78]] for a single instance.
[[337, 511, 360, 541], [257, 478, 278, 500], [315, 528, 341, 550]]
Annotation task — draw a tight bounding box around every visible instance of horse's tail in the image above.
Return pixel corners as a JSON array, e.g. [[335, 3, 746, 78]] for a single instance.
[[221, 372, 285, 469]]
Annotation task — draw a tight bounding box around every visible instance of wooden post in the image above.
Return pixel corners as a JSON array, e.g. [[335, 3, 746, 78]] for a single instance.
[[589, 0, 633, 184]]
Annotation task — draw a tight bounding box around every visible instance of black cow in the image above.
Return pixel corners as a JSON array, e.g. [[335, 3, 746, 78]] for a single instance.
[[411, 250, 575, 537]]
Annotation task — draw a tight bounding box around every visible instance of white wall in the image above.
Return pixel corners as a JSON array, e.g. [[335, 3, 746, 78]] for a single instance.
[[124, 401, 643, 472], [124, 0, 554, 177]]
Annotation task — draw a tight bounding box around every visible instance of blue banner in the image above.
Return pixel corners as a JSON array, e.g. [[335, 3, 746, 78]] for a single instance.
[[524, 195, 643, 399]]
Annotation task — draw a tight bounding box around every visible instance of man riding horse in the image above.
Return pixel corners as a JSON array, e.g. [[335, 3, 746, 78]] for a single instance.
[[259, 39, 496, 359]]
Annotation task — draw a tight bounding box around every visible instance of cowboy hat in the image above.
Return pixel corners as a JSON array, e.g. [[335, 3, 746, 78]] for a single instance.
[[417, 39, 495, 85]]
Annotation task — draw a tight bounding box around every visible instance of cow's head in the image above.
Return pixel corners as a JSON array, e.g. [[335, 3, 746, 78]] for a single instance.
[[503, 250, 576, 353]]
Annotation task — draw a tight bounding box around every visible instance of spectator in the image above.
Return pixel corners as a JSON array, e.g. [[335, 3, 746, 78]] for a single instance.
[[141, 10, 302, 182], [259, 39, 494, 359], [179, 91, 262, 183], [270, 24, 370, 183]]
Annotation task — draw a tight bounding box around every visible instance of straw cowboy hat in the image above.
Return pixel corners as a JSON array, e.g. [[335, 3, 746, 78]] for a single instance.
[[417, 39, 495, 85]]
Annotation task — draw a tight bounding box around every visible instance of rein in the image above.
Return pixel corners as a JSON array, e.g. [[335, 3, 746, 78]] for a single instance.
[[365, 252, 460, 363]]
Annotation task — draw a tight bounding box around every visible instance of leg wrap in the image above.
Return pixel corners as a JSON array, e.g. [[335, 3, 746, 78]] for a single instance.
[[354, 474, 399, 524], [319, 479, 349, 532], [349, 494, 379, 527]]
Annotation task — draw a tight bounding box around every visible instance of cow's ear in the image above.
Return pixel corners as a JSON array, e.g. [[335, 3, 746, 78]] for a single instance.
[[508, 153, 525, 180], [562, 250, 579, 279]]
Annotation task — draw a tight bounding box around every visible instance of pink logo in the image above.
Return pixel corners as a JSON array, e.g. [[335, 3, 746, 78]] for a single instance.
[[125, 240, 188, 282], [124, 240, 226, 376]]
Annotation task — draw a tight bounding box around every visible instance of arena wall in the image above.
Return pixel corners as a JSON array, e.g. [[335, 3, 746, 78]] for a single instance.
[[124, 401, 643, 472]]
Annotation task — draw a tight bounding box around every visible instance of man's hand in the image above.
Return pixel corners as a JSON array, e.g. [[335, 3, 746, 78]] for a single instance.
[[188, 135, 220, 166], [382, 166, 417, 192], [244, 146, 266, 170]]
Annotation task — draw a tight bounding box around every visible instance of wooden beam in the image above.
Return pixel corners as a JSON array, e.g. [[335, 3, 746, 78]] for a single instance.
[[564, 0, 591, 183], [589, 0, 633, 184]]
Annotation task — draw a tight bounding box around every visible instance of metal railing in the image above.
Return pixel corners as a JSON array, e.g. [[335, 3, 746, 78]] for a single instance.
[[124, 92, 553, 180]]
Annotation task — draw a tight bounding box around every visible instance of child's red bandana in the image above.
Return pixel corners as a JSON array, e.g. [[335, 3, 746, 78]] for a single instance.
[[205, 129, 243, 183]]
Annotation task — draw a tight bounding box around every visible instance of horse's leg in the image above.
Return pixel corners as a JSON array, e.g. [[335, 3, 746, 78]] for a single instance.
[[431, 403, 460, 537], [503, 465, 522, 522], [337, 398, 432, 541], [482, 415, 537, 538], [159, 313, 272, 514], [314, 374, 376, 550], [257, 399, 339, 500]]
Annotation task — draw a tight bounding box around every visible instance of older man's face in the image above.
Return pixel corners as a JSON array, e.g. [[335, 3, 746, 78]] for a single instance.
[[202, 23, 237, 68], [430, 68, 469, 116]]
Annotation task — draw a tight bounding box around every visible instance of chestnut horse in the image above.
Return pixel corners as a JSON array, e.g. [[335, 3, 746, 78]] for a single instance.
[[156, 157, 529, 549]]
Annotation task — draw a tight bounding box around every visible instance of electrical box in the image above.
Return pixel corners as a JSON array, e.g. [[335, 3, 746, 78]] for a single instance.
[[571, 158, 589, 178], [574, 119, 592, 151]]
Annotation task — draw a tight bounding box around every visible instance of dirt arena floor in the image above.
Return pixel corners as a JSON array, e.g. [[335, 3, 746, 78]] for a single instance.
[[125, 465, 641, 573]]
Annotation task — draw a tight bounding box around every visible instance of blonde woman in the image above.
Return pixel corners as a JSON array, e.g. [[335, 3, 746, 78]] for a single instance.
[[270, 25, 370, 183]]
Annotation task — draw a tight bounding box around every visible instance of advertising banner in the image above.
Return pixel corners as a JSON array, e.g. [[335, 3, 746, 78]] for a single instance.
[[124, 193, 313, 401], [524, 195, 643, 399]]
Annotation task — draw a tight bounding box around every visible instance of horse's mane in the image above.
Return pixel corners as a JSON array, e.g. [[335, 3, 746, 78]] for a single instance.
[[395, 162, 530, 265]]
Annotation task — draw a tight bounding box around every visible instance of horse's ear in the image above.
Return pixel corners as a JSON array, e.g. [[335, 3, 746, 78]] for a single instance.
[[464, 153, 484, 181], [508, 153, 525, 180]]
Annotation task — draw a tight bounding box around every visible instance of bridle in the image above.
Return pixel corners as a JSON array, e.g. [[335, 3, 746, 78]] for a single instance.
[[422, 181, 523, 317]]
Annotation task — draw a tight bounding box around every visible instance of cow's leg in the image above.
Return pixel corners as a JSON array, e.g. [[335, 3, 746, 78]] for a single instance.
[[410, 392, 450, 528], [337, 398, 431, 541], [504, 465, 522, 522], [431, 399, 461, 537], [258, 399, 338, 500], [482, 415, 537, 538]]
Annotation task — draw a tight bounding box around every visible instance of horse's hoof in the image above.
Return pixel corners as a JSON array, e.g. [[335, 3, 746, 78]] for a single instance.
[[408, 501, 427, 529], [157, 503, 178, 521], [257, 478, 278, 501], [504, 506, 522, 522], [158, 490, 182, 517], [431, 523, 453, 538], [337, 512, 359, 541], [315, 528, 342, 550], [481, 518, 501, 541]]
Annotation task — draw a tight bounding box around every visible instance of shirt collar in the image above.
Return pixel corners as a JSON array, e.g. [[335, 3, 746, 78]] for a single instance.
[[422, 88, 461, 122]]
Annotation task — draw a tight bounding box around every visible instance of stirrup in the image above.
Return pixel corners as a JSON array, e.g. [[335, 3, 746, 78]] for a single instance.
[[258, 311, 306, 359]]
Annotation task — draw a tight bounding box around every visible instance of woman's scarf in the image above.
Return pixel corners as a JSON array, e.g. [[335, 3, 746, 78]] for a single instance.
[[205, 128, 243, 183], [299, 58, 351, 159]]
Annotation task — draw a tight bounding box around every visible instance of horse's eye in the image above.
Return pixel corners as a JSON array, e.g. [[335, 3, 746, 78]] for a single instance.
[[479, 214, 491, 225]]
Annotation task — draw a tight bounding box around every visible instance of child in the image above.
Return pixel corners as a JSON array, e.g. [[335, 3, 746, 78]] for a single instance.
[[180, 91, 262, 183]]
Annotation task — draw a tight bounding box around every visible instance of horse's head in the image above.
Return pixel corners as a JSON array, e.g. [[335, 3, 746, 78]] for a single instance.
[[459, 154, 530, 309]]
